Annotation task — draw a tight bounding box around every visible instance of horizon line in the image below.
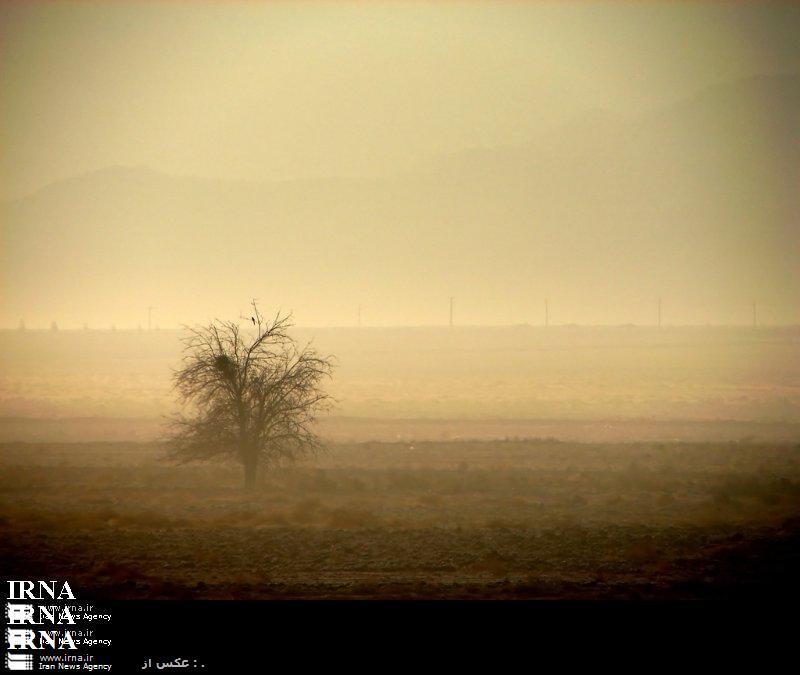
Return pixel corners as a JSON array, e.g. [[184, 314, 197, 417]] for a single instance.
[[2, 323, 799, 332]]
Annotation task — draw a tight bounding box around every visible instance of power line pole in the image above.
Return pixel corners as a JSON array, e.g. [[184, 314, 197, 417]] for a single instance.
[[147, 306, 154, 332], [357, 305, 362, 328], [658, 298, 662, 329], [545, 298, 549, 327], [752, 300, 757, 328], [449, 296, 454, 329]]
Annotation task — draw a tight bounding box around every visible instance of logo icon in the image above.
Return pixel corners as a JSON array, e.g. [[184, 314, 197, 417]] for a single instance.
[[5, 653, 33, 671], [5, 605, 33, 625]]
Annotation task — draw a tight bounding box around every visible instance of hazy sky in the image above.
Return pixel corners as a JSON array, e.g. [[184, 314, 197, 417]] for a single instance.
[[1, 1, 798, 328], [2, 1, 798, 198]]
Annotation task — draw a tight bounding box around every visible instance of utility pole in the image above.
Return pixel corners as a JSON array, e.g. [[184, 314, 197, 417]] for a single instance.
[[357, 305, 362, 328], [545, 298, 549, 327], [658, 298, 662, 329], [449, 297, 454, 329], [752, 300, 757, 328], [147, 306, 154, 332]]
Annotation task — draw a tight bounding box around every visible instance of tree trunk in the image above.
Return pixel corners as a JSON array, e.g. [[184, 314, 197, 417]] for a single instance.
[[243, 455, 258, 491]]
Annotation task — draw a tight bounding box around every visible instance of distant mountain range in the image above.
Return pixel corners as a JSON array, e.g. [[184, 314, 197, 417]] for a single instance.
[[2, 74, 798, 326]]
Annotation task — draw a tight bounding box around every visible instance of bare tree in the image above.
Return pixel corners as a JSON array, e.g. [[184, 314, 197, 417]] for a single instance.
[[165, 302, 335, 490]]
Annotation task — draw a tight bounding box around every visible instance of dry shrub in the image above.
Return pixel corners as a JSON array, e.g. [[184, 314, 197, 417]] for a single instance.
[[290, 498, 322, 524], [325, 506, 380, 529], [310, 471, 338, 494], [258, 511, 289, 526], [112, 511, 181, 529], [485, 518, 516, 530], [417, 492, 443, 508], [91, 560, 149, 583], [625, 538, 662, 564], [465, 549, 511, 577], [206, 506, 286, 528]]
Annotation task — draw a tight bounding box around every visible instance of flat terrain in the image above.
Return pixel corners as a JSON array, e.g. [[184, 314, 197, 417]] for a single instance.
[[2, 326, 798, 599], [2, 326, 799, 422], [2, 439, 799, 600]]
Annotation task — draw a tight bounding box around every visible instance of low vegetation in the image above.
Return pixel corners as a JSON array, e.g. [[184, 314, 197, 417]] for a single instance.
[[2, 439, 799, 599]]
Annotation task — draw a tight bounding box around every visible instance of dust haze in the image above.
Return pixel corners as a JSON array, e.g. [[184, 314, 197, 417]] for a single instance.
[[1, 1, 799, 601], [2, 1, 799, 327]]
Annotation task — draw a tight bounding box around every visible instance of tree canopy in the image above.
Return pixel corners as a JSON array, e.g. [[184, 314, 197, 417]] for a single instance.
[[165, 302, 335, 489]]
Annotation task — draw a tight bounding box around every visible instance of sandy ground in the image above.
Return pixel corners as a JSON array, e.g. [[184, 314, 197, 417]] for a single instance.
[[2, 439, 799, 600], [2, 415, 800, 444]]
